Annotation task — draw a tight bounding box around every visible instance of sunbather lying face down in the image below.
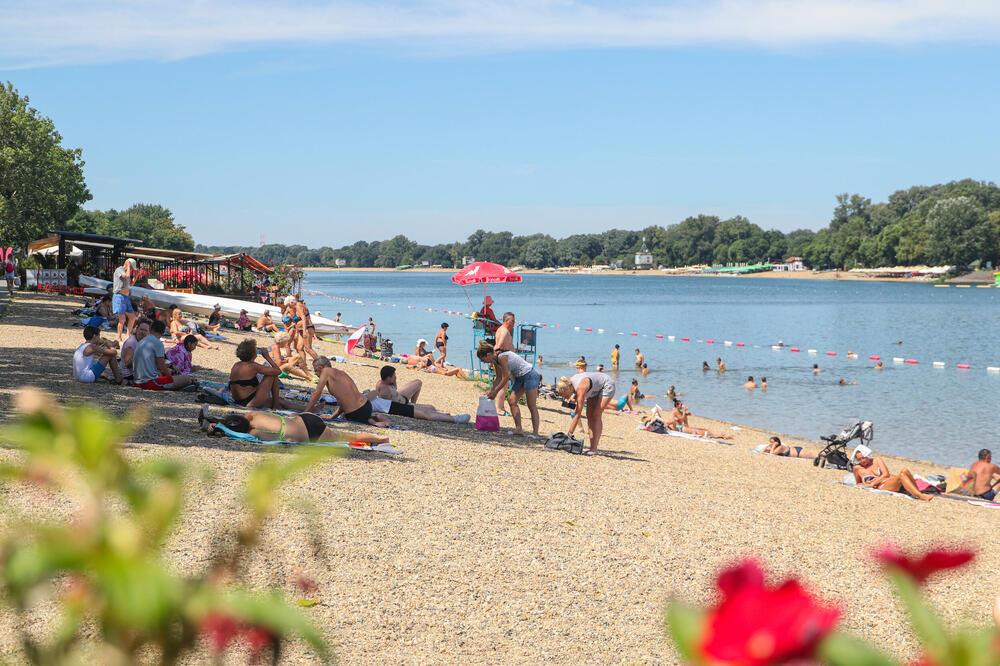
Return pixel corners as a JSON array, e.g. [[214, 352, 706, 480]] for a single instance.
[[852, 451, 934, 501]]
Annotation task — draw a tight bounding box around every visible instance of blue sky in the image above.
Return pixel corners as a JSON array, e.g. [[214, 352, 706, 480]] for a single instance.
[[3, 1, 999, 247]]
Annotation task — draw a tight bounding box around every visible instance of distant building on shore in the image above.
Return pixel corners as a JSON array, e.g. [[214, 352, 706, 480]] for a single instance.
[[463, 256, 476, 266], [776, 256, 805, 271], [634, 238, 653, 270], [334, 258, 347, 267]]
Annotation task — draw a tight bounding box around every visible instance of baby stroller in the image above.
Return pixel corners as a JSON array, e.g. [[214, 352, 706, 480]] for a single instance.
[[813, 419, 874, 470], [377, 333, 394, 360]]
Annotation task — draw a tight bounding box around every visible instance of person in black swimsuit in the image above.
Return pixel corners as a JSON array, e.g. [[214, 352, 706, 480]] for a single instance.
[[434, 322, 449, 366], [199, 406, 389, 444], [228, 338, 297, 409]]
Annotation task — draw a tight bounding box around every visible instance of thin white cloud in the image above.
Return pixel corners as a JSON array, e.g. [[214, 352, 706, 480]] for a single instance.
[[2, 0, 999, 69]]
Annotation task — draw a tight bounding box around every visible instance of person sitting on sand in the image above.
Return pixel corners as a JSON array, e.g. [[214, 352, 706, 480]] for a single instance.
[[743, 376, 757, 389], [477, 340, 541, 438], [133, 320, 196, 391], [228, 339, 296, 409], [716, 357, 726, 373], [648, 404, 733, 439], [139, 294, 156, 320], [198, 405, 389, 445], [414, 339, 435, 363], [96, 294, 114, 322], [207, 304, 224, 333], [170, 308, 218, 350], [165, 335, 199, 375], [375, 365, 422, 405], [121, 317, 150, 383], [270, 333, 314, 381], [968, 449, 1000, 501], [304, 356, 388, 424], [73, 325, 123, 384], [236, 309, 252, 331], [851, 445, 933, 501], [761, 436, 809, 458], [255, 310, 279, 333], [556, 371, 618, 455]]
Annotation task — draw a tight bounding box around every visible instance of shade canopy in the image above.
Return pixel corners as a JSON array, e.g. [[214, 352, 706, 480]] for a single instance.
[[451, 262, 522, 286]]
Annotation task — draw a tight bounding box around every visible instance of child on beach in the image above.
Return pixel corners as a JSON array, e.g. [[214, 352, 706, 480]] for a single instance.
[[165, 335, 198, 375], [611, 344, 620, 370], [73, 325, 123, 384]]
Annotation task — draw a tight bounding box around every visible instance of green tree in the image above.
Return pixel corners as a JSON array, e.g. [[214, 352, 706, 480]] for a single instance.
[[522, 237, 557, 267], [0, 81, 91, 248], [925, 196, 995, 266]]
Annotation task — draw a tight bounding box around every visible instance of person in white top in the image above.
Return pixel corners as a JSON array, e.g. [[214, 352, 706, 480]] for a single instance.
[[555, 372, 617, 455], [477, 340, 540, 438], [73, 325, 122, 384]]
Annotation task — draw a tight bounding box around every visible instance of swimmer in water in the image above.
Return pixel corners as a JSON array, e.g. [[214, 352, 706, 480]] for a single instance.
[[702, 361, 710, 372], [874, 361, 883, 370], [761, 377, 768, 390], [813, 363, 820, 374], [743, 376, 757, 389], [838, 379, 857, 385]]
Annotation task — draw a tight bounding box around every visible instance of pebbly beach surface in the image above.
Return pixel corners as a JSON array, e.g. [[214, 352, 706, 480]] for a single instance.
[[1, 291, 998, 664]]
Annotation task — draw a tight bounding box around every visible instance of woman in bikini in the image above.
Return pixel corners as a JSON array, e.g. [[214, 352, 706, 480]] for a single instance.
[[169, 307, 218, 349], [198, 406, 389, 445], [762, 436, 809, 458], [294, 295, 319, 361], [434, 322, 449, 367], [227, 339, 297, 409], [270, 333, 314, 381]]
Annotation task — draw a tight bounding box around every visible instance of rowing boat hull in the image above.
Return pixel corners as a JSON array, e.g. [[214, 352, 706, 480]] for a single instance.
[[80, 275, 353, 335]]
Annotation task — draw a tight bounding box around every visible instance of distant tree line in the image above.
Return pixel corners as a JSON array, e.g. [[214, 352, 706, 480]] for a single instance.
[[196, 179, 1000, 270]]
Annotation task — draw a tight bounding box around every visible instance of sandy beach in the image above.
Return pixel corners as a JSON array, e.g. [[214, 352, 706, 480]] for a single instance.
[[1, 292, 998, 664]]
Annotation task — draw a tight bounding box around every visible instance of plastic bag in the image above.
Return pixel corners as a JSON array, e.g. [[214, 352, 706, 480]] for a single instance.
[[475, 395, 500, 431]]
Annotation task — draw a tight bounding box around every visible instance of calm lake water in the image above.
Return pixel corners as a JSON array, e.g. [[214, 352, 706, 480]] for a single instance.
[[302, 270, 1000, 466]]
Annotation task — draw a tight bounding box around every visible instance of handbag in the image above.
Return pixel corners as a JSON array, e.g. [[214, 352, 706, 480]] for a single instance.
[[475, 395, 500, 431]]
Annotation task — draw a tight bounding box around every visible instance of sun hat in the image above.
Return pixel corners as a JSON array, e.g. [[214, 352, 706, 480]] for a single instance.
[[213, 303, 221, 309], [852, 444, 872, 461], [483, 295, 494, 306], [417, 338, 428, 346], [284, 295, 297, 305]]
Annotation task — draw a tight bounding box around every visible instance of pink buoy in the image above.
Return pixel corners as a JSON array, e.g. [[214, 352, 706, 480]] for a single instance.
[[869, 355, 880, 360], [655, 334, 663, 339], [681, 337, 690, 342], [631, 332, 638, 336], [790, 347, 800, 352], [826, 351, 837, 356], [736, 342, 745, 347], [957, 363, 970, 369], [906, 359, 918, 364], [585, 327, 592, 332], [706, 339, 715, 344]]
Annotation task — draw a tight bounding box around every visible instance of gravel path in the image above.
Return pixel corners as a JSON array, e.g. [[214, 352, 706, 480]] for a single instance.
[[1, 292, 997, 664]]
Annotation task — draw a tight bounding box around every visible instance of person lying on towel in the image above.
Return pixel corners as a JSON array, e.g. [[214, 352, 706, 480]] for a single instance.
[[761, 436, 810, 458], [851, 445, 934, 501], [198, 405, 388, 445]]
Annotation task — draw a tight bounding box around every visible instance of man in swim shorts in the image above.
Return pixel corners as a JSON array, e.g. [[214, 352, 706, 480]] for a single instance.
[[112, 258, 138, 344], [968, 449, 1000, 501], [375, 365, 423, 404], [361, 392, 469, 423], [304, 356, 389, 425]]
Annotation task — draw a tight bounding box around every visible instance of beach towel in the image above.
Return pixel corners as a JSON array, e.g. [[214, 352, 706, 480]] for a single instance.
[[212, 423, 401, 454], [945, 467, 975, 495], [664, 430, 733, 446]]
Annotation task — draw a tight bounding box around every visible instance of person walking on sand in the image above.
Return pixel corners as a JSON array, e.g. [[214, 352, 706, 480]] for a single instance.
[[611, 344, 620, 370], [112, 258, 138, 344], [434, 322, 449, 366], [556, 371, 617, 456], [478, 341, 541, 438], [634, 348, 644, 368]]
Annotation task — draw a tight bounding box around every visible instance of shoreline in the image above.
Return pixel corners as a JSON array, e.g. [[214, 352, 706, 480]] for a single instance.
[[305, 266, 992, 285], [2, 292, 997, 663]]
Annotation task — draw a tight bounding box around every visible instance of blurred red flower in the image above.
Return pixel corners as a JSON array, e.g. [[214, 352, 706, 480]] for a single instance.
[[701, 559, 840, 665], [874, 544, 975, 584], [200, 612, 241, 653]]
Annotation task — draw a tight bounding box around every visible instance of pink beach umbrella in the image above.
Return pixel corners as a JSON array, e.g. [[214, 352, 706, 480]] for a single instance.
[[451, 261, 522, 309], [344, 326, 366, 357]]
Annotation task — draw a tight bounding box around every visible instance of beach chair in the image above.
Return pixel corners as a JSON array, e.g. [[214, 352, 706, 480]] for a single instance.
[[813, 419, 873, 470]]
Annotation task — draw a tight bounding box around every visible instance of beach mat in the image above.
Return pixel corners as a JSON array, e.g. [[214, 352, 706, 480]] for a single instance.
[[664, 430, 733, 446], [213, 423, 402, 454]]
